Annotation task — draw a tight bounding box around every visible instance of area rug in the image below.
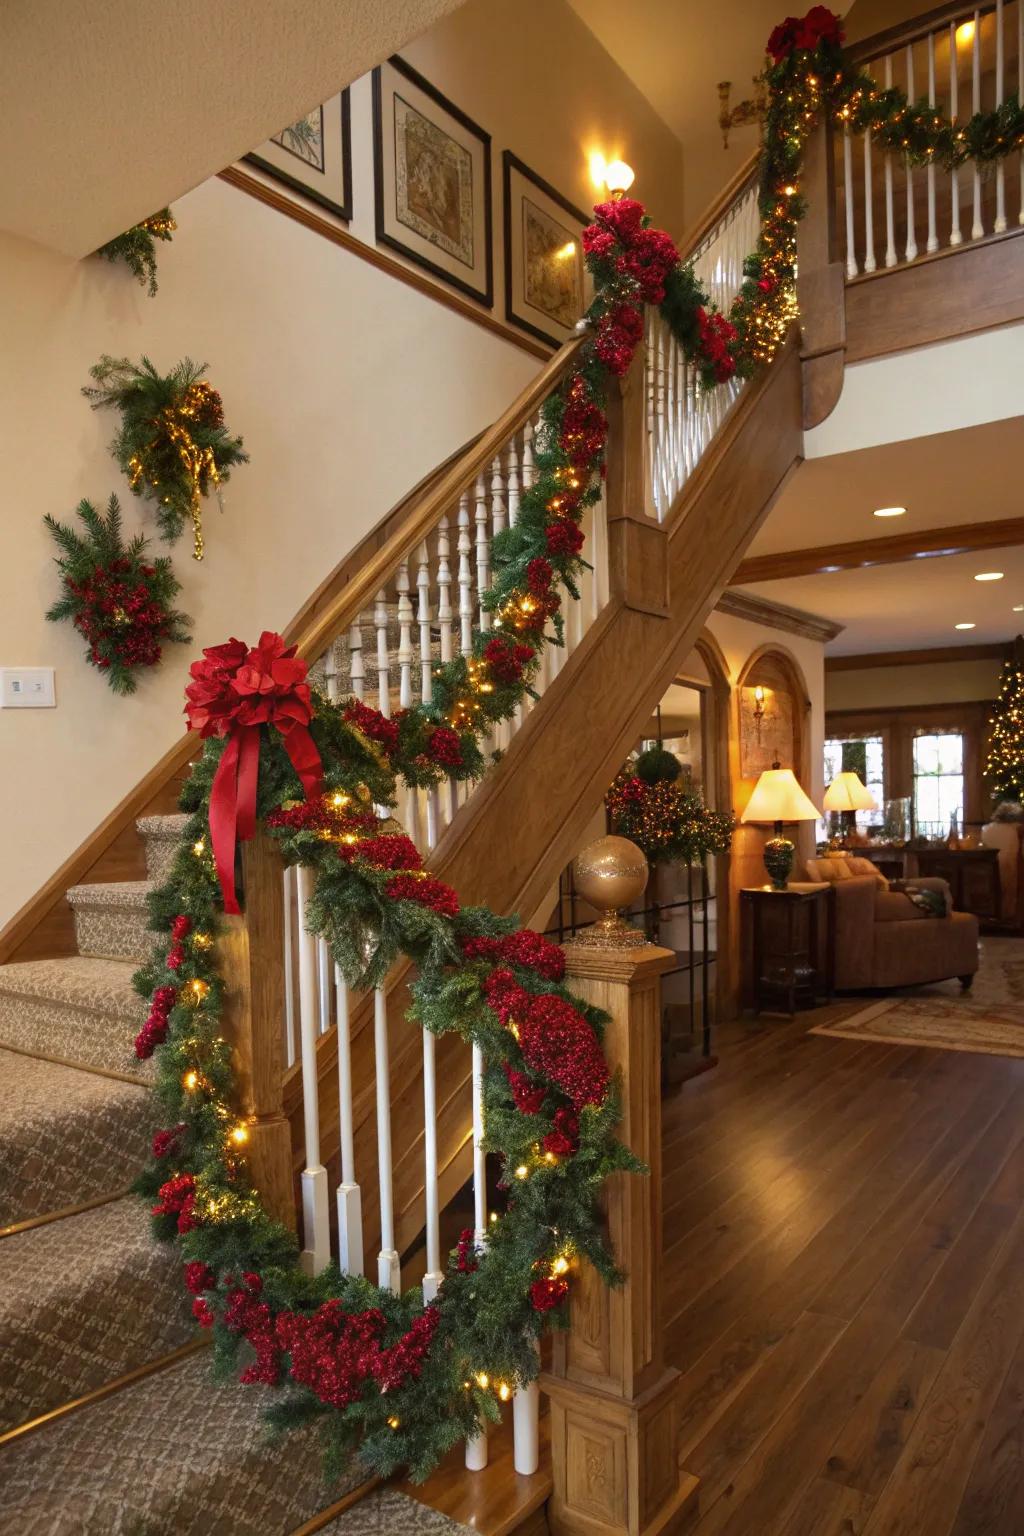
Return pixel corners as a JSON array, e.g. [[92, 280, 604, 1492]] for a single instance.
[[810, 937, 1024, 1059]]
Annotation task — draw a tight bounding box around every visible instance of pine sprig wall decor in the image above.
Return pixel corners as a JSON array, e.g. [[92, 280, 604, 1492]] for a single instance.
[[96, 209, 177, 296], [44, 495, 192, 694], [131, 630, 639, 1482], [84, 356, 248, 561]]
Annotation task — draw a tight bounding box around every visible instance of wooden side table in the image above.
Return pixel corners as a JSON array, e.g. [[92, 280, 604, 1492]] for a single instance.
[[741, 885, 834, 1017]]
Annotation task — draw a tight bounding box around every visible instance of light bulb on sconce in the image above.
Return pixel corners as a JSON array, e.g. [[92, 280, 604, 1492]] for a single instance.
[[589, 152, 635, 200], [752, 684, 767, 742]]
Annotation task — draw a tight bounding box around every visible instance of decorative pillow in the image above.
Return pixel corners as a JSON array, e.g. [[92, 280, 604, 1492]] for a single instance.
[[805, 856, 853, 882], [845, 856, 889, 890]]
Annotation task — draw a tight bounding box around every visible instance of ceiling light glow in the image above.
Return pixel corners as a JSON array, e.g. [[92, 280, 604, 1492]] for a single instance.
[[954, 622, 976, 630], [873, 506, 907, 518], [974, 571, 1004, 582]]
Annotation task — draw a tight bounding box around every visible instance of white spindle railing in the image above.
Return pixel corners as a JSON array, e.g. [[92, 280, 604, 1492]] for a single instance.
[[844, 3, 1024, 277], [279, 407, 609, 1477], [645, 174, 759, 521]]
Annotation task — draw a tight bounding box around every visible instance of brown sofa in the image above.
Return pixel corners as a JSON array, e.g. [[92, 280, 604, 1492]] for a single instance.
[[828, 874, 980, 991]]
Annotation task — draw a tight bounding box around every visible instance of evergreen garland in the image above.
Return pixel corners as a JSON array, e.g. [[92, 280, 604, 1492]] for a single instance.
[[96, 209, 177, 296], [44, 495, 191, 694], [606, 749, 734, 866], [84, 356, 248, 560]]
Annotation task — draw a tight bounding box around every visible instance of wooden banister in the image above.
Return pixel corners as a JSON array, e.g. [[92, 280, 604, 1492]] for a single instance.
[[848, 2, 1000, 64], [676, 151, 760, 261]]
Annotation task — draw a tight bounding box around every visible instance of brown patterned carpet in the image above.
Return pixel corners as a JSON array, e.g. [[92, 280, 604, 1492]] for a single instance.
[[0, 956, 151, 1081], [0, 1196, 193, 1431], [0, 1049, 156, 1226], [812, 935, 1024, 1057]]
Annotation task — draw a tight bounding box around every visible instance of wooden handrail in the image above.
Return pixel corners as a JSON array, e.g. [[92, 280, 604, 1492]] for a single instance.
[[676, 151, 760, 261], [291, 335, 584, 663], [849, 1, 999, 64]]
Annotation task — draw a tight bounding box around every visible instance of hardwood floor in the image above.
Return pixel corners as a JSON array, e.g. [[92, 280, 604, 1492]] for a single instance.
[[664, 1004, 1024, 1536]]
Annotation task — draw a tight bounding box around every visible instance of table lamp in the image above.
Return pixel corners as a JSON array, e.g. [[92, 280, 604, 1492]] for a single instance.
[[741, 762, 822, 889], [823, 770, 877, 842]]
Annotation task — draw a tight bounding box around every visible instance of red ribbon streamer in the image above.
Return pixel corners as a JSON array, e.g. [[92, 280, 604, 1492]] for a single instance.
[[208, 723, 321, 914]]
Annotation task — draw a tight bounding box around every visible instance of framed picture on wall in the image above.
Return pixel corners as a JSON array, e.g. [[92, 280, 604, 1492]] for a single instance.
[[246, 91, 353, 221], [502, 151, 589, 348], [372, 56, 493, 307]]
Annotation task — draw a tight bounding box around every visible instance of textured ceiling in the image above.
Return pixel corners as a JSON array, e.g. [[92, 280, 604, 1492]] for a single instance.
[[0, 0, 465, 257]]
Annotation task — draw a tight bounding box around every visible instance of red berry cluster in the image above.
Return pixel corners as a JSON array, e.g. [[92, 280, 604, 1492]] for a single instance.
[[385, 872, 460, 918], [542, 1107, 580, 1159], [344, 698, 400, 755], [560, 385, 608, 470], [184, 1260, 215, 1294], [66, 559, 174, 674], [545, 520, 586, 559], [425, 724, 463, 769], [593, 300, 645, 377], [152, 1172, 196, 1233], [151, 1123, 186, 1159], [529, 1275, 570, 1313], [462, 927, 565, 982], [766, 5, 843, 63], [455, 1227, 479, 1274], [483, 969, 610, 1110], [482, 635, 536, 686], [504, 1065, 546, 1115], [134, 983, 177, 1059], [695, 307, 739, 383], [340, 833, 421, 871], [266, 796, 377, 839]]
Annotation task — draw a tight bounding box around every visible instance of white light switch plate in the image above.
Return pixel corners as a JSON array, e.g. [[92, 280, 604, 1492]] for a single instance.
[[1, 667, 56, 708]]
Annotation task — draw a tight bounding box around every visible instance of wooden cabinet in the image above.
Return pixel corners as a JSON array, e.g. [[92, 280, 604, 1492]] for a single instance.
[[914, 847, 1002, 922]]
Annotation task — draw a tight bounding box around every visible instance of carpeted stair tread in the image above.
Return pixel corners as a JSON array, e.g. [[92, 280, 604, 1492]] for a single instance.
[[0, 955, 150, 1079], [0, 1351, 366, 1535], [66, 880, 155, 962], [317, 1489, 473, 1533], [138, 813, 191, 884], [0, 1196, 193, 1432], [0, 1050, 157, 1226]]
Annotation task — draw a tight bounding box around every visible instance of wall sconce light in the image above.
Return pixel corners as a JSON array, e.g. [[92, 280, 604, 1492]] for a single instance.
[[589, 153, 635, 200], [752, 684, 766, 741]]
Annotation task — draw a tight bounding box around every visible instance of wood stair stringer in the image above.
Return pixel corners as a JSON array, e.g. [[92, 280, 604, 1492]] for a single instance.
[[285, 339, 805, 1268]]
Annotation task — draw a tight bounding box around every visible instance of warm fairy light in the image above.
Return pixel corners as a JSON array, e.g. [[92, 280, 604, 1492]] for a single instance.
[[189, 978, 209, 1003], [230, 1123, 250, 1146], [782, 184, 796, 195], [192, 838, 206, 856], [387, 1415, 401, 1430], [489, 1211, 499, 1224], [498, 1383, 512, 1402], [183, 1070, 199, 1091], [193, 931, 213, 949], [475, 1372, 490, 1390], [508, 1021, 520, 1041], [544, 1151, 558, 1165], [551, 1255, 570, 1276], [514, 1164, 529, 1180], [330, 791, 350, 808]]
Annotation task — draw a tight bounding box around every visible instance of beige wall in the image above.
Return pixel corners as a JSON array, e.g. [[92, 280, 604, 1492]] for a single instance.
[[0, 0, 683, 928], [826, 657, 1004, 713]]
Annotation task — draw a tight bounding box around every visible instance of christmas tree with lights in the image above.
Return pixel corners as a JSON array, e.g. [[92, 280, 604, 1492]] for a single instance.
[[985, 646, 1024, 804]]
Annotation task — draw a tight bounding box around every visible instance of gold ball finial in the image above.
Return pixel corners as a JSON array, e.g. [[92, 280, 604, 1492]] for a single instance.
[[572, 835, 648, 948]]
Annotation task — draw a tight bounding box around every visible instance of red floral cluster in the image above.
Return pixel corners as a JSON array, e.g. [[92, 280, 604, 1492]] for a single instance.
[[545, 520, 586, 559], [340, 833, 421, 871], [425, 724, 463, 769], [385, 872, 460, 918], [185, 632, 313, 742], [696, 307, 739, 383], [153, 1172, 197, 1233], [483, 969, 610, 1109], [594, 300, 645, 377], [585, 198, 679, 305], [462, 927, 565, 982], [152, 1123, 186, 1159], [766, 5, 843, 63], [134, 982, 177, 1059], [482, 634, 536, 686], [542, 1107, 580, 1159], [455, 1228, 479, 1274], [165, 913, 192, 971], [529, 1275, 570, 1313], [505, 1066, 546, 1114], [266, 796, 376, 839], [343, 698, 401, 755], [526, 557, 554, 595], [559, 386, 608, 470], [184, 1260, 215, 1294], [67, 559, 175, 674]]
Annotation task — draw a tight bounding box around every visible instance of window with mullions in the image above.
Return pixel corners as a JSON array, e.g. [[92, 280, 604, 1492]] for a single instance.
[[912, 732, 964, 835]]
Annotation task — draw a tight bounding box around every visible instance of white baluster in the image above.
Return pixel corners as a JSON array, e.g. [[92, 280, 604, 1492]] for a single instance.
[[416, 541, 432, 704], [884, 56, 898, 266], [282, 866, 296, 1069], [926, 31, 938, 252], [396, 559, 414, 710], [507, 438, 521, 526], [950, 23, 963, 246], [296, 866, 330, 1274], [522, 423, 536, 492], [457, 494, 474, 657], [513, 1339, 540, 1475], [349, 619, 365, 701], [996, 0, 1008, 231], [475, 473, 491, 633], [421, 1027, 443, 1303], [472, 1041, 487, 1248], [905, 46, 918, 262], [973, 12, 984, 240], [437, 515, 453, 664], [374, 589, 390, 717], [373, 986, 400, 1293], [317, 938, 331, 1035], [335, 972, 363, 1275], [863, 126, 877, 271], [466, 1426, 489, 1471], [843, 125, 859, 277]]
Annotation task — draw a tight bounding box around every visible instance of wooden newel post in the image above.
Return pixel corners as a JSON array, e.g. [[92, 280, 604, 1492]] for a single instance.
[[542, 942, 699, 1536], [604, 346, 670, 620], [217, 829, 296, 1231]]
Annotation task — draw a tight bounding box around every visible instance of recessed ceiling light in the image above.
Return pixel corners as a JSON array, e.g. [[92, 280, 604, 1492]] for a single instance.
[[1014, 605, 1024, 613], [873, 506, 907, 518], [955, 622, 976, 630], [974, 571, 1004, 582]]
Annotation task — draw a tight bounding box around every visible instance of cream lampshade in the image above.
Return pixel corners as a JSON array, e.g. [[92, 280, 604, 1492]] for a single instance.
[[823, 771, 878, 813], [741, 763, 821, 889]]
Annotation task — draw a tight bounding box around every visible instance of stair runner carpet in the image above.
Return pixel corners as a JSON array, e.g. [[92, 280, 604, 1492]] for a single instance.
[[0, 815, 474, 1534]]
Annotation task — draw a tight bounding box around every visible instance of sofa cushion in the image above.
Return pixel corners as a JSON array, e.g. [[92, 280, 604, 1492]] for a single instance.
[[846, 856, 889, 889], [806, 855, 854, 882]]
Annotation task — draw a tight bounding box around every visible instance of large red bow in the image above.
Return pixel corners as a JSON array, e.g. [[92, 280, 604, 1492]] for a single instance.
[[185, 632, 322, 913]]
